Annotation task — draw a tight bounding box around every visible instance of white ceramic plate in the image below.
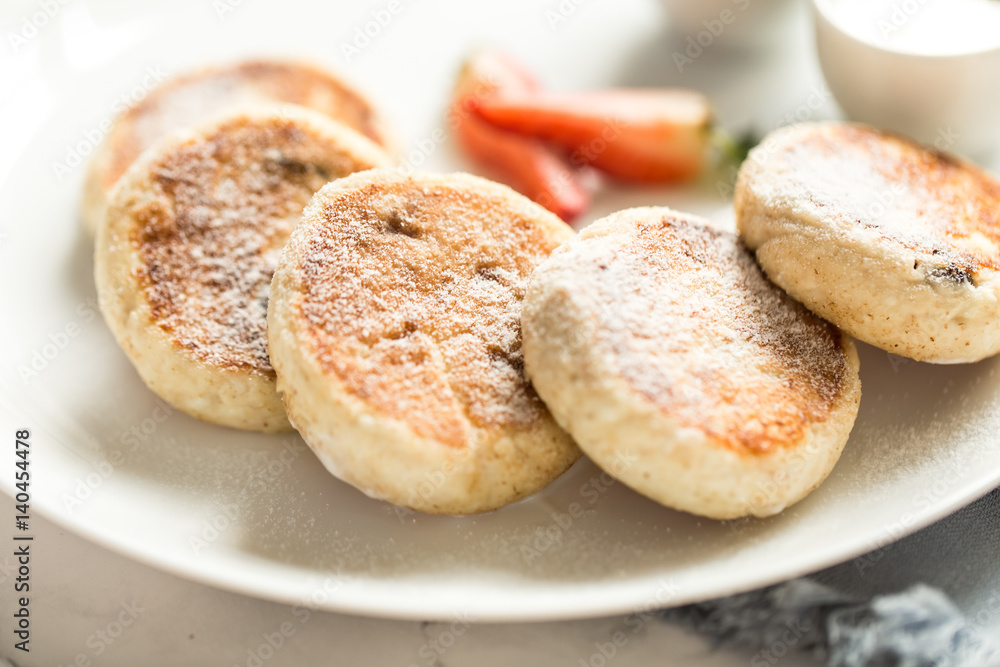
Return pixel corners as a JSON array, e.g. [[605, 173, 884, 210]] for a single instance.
[[2, 0, 1000, 622]]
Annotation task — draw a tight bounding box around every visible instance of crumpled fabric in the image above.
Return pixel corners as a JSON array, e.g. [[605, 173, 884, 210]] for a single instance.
[[664, 580, 1000, 666], [663, 487, 1000, 666]]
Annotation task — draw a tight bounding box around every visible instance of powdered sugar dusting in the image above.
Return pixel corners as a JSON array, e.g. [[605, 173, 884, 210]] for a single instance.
[[292, 173, 570, 447], [132, 113, 382, 374], [760, 123, 1000, 274], [564, 209, 850, 454]]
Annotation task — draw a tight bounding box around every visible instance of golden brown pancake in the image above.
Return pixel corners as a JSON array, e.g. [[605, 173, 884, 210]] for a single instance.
[[267, 169, 581, 514], [95, 107, 391, 432], [521, 207, 861, 519], [737, 121, 1000, 363], [83, 59, 393, 235]]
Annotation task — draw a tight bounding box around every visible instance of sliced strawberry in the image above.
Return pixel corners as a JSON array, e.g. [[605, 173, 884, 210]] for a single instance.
[[455, 114, 590, 221], [454, 50, 539, 98], [450, 51, 590, 222], [473, 89, 712, 183]]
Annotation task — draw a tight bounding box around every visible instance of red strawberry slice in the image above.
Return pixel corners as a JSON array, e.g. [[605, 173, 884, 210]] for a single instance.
[[473, 89, 712, 183], [450, 51, 590, 222]]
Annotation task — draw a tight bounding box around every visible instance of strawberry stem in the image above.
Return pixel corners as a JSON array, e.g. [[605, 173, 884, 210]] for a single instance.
[[710, 127, 759, 168]]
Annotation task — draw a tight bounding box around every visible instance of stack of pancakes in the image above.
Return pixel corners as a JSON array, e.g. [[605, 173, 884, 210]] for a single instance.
[[88, 63, 1000, 519]]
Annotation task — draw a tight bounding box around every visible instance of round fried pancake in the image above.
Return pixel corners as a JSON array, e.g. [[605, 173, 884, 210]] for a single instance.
[[83, 59, 393, 235], [267, 170, 580, 514], [521, 207, 861, 519], [95, 107, 391, 433], [736, 122, 1000, 363]]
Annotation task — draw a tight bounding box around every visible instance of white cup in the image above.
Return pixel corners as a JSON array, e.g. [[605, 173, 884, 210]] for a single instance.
[[812, 0, 1000, 156]]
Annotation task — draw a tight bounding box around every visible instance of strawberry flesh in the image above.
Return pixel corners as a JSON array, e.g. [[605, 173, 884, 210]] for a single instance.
[[474, 89, 712, 183], [450, 51, 590, 222]]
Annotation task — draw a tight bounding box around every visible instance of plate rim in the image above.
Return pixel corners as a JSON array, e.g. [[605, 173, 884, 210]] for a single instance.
[[3, 397, 998, 623]]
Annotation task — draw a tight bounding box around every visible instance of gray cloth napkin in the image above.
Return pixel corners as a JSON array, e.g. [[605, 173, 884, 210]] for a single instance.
[[663, 487, 1000, 666]]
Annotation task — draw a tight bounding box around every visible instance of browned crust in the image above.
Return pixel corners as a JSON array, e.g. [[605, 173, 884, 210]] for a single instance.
[[288, 171, 573, 449], [121, 111, 388, 375], [771, 123, 1000, 276], [578, 211, 851, 456], [101, 60, 391, 193]]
